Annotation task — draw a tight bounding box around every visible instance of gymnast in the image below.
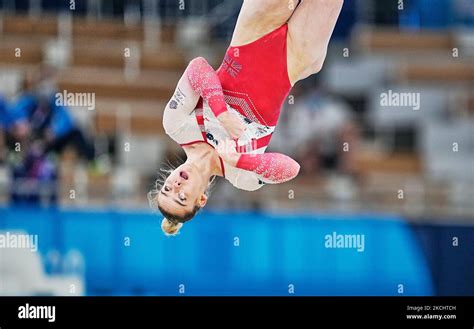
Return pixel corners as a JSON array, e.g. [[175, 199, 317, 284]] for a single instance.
[[149, 0, 344, 235]]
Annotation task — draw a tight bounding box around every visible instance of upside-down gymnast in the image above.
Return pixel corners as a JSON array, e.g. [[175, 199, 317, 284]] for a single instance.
[[149, 0, 344, 235]]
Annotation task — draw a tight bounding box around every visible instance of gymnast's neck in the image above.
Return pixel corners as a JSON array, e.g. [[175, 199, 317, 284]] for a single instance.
[[182, 142, 223, 178]]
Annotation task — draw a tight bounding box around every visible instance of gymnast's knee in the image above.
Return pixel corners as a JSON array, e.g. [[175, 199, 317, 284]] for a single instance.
[[308, 48, 328, 74], [244, 0, 297, 14]]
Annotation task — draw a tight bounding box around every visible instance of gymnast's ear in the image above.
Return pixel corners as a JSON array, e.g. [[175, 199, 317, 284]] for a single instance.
[[198, 193, 208, 208]]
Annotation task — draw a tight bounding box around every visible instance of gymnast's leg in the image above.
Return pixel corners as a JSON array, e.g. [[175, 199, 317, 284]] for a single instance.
[[287, 0, 344, 84], [230, 0, 300, 47]]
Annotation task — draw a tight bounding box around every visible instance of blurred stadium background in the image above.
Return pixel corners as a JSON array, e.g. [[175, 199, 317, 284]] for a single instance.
[[0, 0, 473, 296]]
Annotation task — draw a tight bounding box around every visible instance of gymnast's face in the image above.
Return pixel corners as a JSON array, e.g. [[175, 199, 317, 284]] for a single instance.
[[157, 163, 208, 218]]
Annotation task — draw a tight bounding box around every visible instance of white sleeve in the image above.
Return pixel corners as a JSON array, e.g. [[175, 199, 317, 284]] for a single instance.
[[162, 73, 203, 144], [223, 164, 265, 192]]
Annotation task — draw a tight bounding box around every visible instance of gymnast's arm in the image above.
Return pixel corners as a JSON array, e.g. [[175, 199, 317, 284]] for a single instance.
[[186, 57, 245, 140], [236, 153, 301, 184], [186, 57, 228, 117], [163, 57, 245, 139], [162, 60, 202, 136], [217, 140, 300, 183]]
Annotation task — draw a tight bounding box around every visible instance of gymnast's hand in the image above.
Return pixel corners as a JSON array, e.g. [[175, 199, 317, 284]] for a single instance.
[[217, 111, 246, 140], [216, 138, 240, 166]]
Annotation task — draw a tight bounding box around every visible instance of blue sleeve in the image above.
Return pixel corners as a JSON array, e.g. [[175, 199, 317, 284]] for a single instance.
[[0, 97, 7, 128], [49, 101, 75, 138], [9, 94, 38, 125]]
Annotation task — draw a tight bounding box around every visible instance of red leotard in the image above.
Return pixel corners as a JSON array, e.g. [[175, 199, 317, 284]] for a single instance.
[[162, 24, 300, 189], [217, 23, 292, 128]]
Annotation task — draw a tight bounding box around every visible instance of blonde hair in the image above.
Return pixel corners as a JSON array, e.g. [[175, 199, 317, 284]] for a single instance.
[[148, 161, 218, 236], [161, 218, 184, 236]]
